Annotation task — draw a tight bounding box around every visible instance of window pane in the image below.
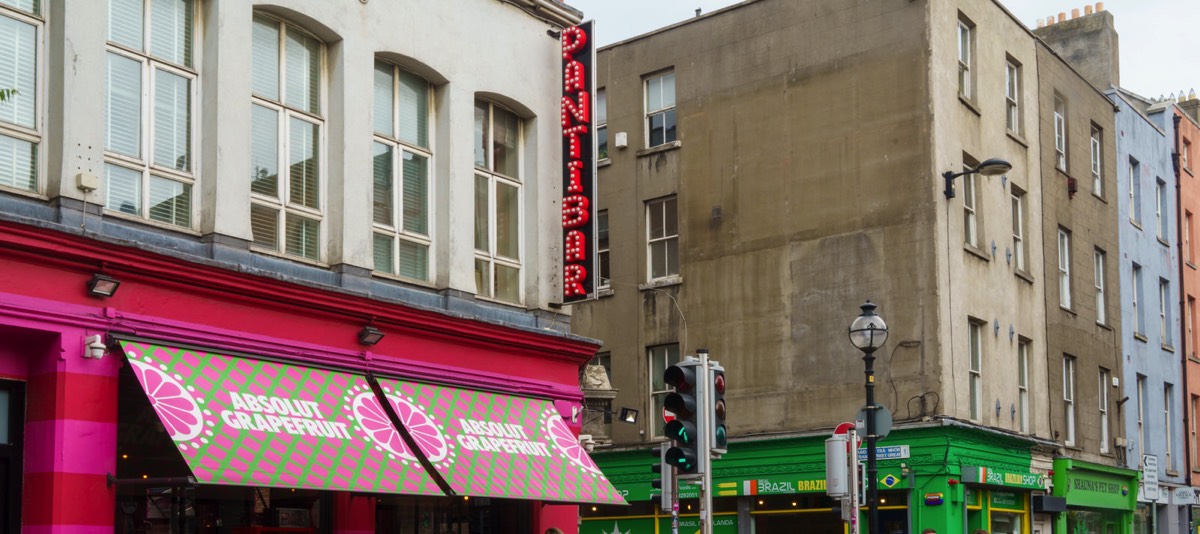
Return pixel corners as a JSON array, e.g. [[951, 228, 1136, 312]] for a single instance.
[[288, 116, 319, 209], [597, 126, 608, 160], [493, 107, 519, 177], [249, 104, 278, 197], [373, 62, 393, 136], [495, 263, 519, 303], [251, 16, 280, 101], [105, 163, 142, 215], [666, 236, 678, 276], [646, 77, 661, 112], [106, 53, 143, 157], [474, 258, 490, 297], [372, 142, 393, 225], [108, 0, 143, 50], [596, 89, 607, 124], [373, 232, 394, 274], [397, 239, 428, 281], [0, 0, 39, 15], [152, 68, 191, 171], [0, 14, 36, 129], [285, 28, 320, 115], [149, 0, 193, 67], [148, 174, 190, 227], [401, 151, 428, 235], [649, 202, 664, 239], [397, 70, 428, 148], [649, 112, 664, 148], [0, 133, 36, 191], [474, 174, 488, 251], [664, 109, 677, 144], [664, 197, 678, 236], [474, 101, 488, 168], [284, 212, 319, 260], [250, 203, 278, 249], [662, 73, 675, 108], [496, 181, 519, 260], [651, 241, 666, 279]]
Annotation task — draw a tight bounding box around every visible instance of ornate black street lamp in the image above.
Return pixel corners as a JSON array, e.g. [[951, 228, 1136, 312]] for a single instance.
[[848, 301, 889, 534]]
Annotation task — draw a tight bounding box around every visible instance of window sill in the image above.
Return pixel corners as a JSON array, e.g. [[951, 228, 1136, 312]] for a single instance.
[[1059, 305, 1076, 317], [474, 294, 525, 308], [596, 287, 615, 298], [959, 95, 981, 117], [0, 183, 48, 201], [1134, 333, 1148, 343], [371, 270, 437, 289], [1097, 321, 1112, 331], [637, 140, 682, 158], [1015, 269, 1034, 284], [964, 243, 991, 261], [1188, 353, 1200, 363], [248, 245, 329, 269], [598, 158, 612, 168], [640, 275, 683, 291], [1006, 130, 1029, 148], [1167, 470, 1181, 477], [105, 209, 203, 237], [1092, 192, 1107, 203], [1163, 344, 1176, 353], [1130, 220, 1143, 231], [1186, 166, 1194, 178], [1187, 261, 1197, 270], [1158, 237, 1171, 248]]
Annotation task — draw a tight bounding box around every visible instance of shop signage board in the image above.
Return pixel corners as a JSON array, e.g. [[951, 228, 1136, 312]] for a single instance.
[[119, 341, 443, 495], [580, 516, 738, 534], [1058, 468, 1133, 509], [560, 20, 597, 303], [376, 376, 626, 505], [990, 491, 1022, 510], [961, 465, 1045, 490], [1171, 486, 1198, 505]]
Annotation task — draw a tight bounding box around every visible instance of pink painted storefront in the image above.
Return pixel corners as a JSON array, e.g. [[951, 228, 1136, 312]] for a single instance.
[[0, 221, 622, 533]]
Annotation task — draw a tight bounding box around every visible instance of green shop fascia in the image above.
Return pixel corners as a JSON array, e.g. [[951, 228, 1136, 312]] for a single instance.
[[582, 421, 1052, 534], [1050, 457, 1139, 534]]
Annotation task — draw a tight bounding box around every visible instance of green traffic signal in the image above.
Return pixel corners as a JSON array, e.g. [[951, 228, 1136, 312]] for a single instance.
[[665, 446, 698, 472], [664, 420, 696, 445]]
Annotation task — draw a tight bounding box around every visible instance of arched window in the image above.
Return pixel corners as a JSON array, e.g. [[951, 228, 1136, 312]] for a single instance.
[[105, 0, 196, 227], [249, 13, 324, 261], [372, 61, 432, 280]]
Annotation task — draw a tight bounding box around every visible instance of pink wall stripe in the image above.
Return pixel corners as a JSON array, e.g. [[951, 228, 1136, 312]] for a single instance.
[[23, 419, 117, 475], [22, 525, 115, 534]]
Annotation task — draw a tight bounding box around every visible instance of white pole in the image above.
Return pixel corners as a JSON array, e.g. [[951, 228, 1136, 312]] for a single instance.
[[848, 428, 861, 534], [698, 349, 713, 534]]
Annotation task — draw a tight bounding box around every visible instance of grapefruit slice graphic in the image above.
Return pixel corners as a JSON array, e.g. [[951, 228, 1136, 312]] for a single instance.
[[392, 396, 450, 463], [543, 411, 601, 474], [350, 391, 416, 461], [129, 359, 204, 443]]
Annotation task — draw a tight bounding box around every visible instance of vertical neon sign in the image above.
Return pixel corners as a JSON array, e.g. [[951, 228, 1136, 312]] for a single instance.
[[561, 21, 596, 303]]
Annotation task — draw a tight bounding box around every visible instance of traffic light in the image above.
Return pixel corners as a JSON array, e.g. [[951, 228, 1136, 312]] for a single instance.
[[663, 359, 704, 476], [649, 443, 673, 512], [710, 363, 727, 456]]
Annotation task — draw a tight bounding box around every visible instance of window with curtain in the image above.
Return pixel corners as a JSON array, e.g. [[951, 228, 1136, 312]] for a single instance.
[[105, 0, 196, 228], [0, 0, 40, 193], [250, 14, 324, 260], [372, 62, 432, 281], [473, 99, 522, 303]]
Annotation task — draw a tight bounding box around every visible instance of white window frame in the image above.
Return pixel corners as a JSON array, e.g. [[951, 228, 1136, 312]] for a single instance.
[[957, 19, 972, 100], [643, 70, 676, 148], [1094, 249, 1106, 325], [1161, 278, 1172, 344], [963, 169, 978, 247], [1011, 189, 1025, 271], [1058, 228, 1071, 309], [1187, 211, 1195, 264], [372, 62, 434, 281], [596, 87, 608, 160], [1185, 138, 1192, 172], [648, 343, 681, 438], [0, 2, 43, 194], [597, 209, 610, 289], [1192, 395, 1199, 469], [1190, 296, 1197, 359], [1091, 125, 1102, 196], [1157, 179, 1168, 241], [1018, 339, 1029, 433], [968, 320, 982, 422], [1005, 60, 1019, 133], [473, 100, 524, 304], [105, 0, 198, 228], [646, 196, 679, 281], [1166, 384, 1175, 471], [249, 14, 326, 261], [1063, 356, 1076, 446], [1099, 368, 1110, 453], [1137, 375, 1146, 451], [1130, 158, 1141, 225], [1133, 264, 1145, 336], [1054, 96, 1067, 172]]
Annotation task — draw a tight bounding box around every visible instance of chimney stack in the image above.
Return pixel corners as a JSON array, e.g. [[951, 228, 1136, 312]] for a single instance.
[[1084, 5, 1094, 15], [1032, 3, 1120, 89]]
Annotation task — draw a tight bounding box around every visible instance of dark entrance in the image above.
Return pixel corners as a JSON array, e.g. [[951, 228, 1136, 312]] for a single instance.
[[0, 379, 25, 533]]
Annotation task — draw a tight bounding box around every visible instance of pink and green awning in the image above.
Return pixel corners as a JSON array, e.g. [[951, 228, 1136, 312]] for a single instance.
[[119, 340, 624, 505]]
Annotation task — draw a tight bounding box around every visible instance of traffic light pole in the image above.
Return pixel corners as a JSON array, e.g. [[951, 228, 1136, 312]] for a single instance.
[[697, 349, 713, 534]]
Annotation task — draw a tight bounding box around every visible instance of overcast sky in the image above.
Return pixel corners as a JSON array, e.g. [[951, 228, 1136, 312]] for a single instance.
[[567, 0, 1198, 101]]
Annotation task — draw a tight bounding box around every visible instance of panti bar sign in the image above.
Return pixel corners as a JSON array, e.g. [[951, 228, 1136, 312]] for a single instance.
[[561, 21, 596, 303]]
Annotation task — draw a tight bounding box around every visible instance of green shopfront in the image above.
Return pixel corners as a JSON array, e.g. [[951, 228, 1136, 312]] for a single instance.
[[583, 423, 1048, 534], [1051, 458, 1138, 534]]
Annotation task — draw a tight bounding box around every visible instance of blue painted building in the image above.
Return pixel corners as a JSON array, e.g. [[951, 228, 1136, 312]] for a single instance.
[[1109, 88, 1186, 534]]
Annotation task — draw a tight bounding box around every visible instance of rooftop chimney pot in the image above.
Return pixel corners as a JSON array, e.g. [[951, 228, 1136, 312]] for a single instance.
[[1036, 18, 1044, 28], [1096, 2, 1104, 12], [1071, 8, 1079, 18], [1058, 12, 1066, 23], [1084, 5, 1093, 15]]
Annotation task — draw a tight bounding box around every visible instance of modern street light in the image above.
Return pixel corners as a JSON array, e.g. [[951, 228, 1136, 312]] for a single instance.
[[848, 301, 889, 534], [942, 157, 1013, 199]]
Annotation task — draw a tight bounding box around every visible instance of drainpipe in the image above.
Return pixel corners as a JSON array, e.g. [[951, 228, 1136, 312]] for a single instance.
[[1174, 111, 1190, 478]]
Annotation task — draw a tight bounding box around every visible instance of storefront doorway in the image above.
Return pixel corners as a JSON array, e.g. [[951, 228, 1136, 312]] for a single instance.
[[0, 379, 24, 533]]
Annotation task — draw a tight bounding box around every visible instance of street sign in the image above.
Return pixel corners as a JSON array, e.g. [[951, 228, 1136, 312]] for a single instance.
[[855, 404, 893, 440], [663, 408, 676, 424], [834, 421, 862, 448], [857, 445, 910, 461]]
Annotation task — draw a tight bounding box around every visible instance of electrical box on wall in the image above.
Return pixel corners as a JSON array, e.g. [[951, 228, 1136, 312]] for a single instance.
[[614, 132, 627, 148]]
